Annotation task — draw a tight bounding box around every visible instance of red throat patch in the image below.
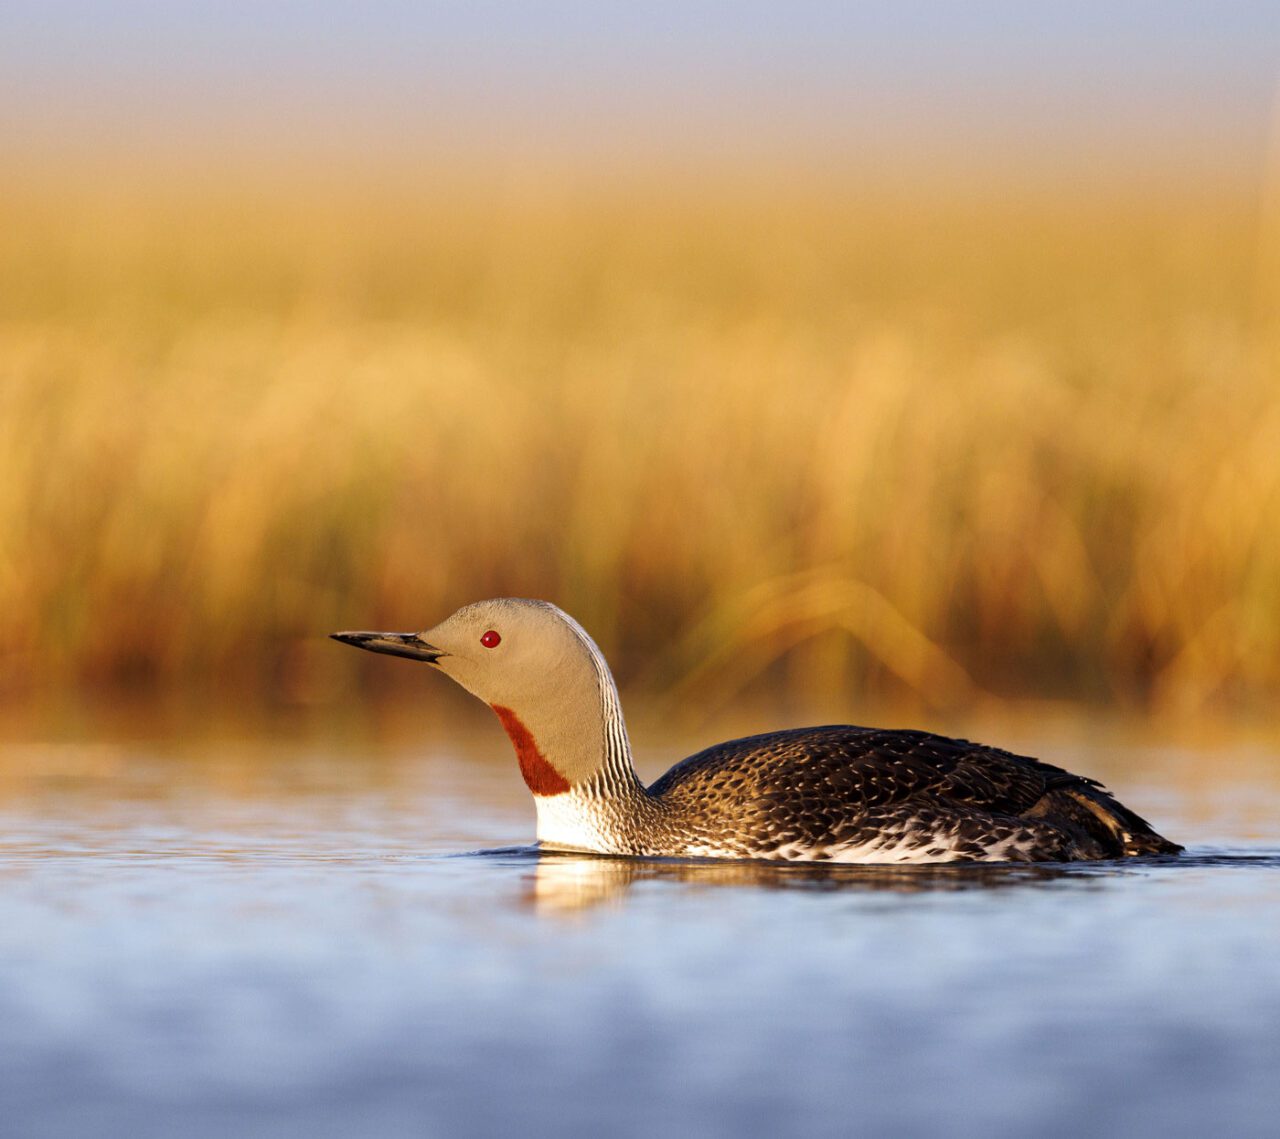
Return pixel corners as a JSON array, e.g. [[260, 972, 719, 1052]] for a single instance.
[[490, 705, 571, 796]]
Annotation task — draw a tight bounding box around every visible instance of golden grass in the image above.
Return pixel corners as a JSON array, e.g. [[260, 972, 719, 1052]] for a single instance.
[[0, 168, 1276, 715]]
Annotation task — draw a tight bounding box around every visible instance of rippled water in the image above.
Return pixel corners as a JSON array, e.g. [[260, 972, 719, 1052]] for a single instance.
[[1, 708, 1278, 1138]]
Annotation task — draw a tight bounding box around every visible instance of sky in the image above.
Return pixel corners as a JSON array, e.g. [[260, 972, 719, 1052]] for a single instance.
[[2, 2, 1278, 178]]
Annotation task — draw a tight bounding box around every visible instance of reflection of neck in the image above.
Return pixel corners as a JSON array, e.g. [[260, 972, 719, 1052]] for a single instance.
[[532, 856, 640, 913]]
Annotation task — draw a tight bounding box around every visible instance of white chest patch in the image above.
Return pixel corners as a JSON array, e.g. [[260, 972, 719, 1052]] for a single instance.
[[534, 791, 616, 854]]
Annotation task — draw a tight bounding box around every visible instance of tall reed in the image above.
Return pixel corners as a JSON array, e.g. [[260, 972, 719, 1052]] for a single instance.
[[1, 170, 1274, 715]]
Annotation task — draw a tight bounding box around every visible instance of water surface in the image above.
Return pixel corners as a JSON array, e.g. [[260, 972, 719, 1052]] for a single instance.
[[1, 710, 1278, 1138]]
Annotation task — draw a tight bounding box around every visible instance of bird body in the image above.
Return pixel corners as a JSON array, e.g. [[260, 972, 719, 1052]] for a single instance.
[[333, 598, 1181, 864]]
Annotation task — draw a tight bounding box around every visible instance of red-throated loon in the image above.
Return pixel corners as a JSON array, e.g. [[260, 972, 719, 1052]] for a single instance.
[[332, 598, 1181, 863]]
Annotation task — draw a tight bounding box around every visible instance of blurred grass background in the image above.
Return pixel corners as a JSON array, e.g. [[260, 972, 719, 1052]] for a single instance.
[[3, 169, 1276, 717], [1, 5, 1278, 722]]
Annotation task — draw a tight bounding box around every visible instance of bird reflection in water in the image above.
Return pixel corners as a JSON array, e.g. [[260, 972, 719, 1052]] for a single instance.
[[525, 850, 1098, 914]]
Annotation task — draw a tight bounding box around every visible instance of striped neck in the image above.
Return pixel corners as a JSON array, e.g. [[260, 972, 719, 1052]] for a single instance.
[[557, 610, 646, 799], [582, 650, 647, 801], [522, 614, 653, 852]]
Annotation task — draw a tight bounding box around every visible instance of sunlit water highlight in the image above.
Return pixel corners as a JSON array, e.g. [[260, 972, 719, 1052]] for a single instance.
[[1, 718, 1278, 1138]]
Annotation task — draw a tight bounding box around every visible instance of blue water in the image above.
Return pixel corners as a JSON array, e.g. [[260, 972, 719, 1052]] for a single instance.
[[1, 723, 1278, 1138]]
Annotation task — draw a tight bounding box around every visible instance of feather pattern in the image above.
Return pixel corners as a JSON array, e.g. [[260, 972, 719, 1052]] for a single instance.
[[635, 726, 1182, 862]]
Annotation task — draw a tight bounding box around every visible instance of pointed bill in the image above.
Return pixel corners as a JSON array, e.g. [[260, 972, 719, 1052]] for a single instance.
[[329, 631, 445, 663]]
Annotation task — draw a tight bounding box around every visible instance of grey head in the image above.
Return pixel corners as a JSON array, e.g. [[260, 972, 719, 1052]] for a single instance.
[[332, 598, 624, 788]]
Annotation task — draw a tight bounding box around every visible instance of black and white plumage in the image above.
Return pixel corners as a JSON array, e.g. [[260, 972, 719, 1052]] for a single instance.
[[333, 598, 1181, 864], [645, 726, 1179, 861]]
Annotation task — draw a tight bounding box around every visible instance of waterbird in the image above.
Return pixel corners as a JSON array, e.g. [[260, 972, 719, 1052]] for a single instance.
[[332, 598, 1182, 863]]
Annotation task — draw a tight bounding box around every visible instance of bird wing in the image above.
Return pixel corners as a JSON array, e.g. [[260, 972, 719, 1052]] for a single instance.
[[646, 726, 1177, 860], [648, 725, 1083, 816]]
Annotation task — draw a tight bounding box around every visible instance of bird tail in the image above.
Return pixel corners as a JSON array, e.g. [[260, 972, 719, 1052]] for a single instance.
[[1058, 783, 1183, 856]]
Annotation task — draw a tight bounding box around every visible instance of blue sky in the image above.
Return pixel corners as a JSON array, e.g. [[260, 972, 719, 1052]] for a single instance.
[[3, 2, 1277, 174]]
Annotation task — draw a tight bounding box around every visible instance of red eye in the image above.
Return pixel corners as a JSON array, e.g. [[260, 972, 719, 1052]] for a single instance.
[[480, 630, 501, 648]]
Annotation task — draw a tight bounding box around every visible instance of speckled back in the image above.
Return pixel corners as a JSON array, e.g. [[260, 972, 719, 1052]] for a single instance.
[[642, 726, 1178, 862]]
